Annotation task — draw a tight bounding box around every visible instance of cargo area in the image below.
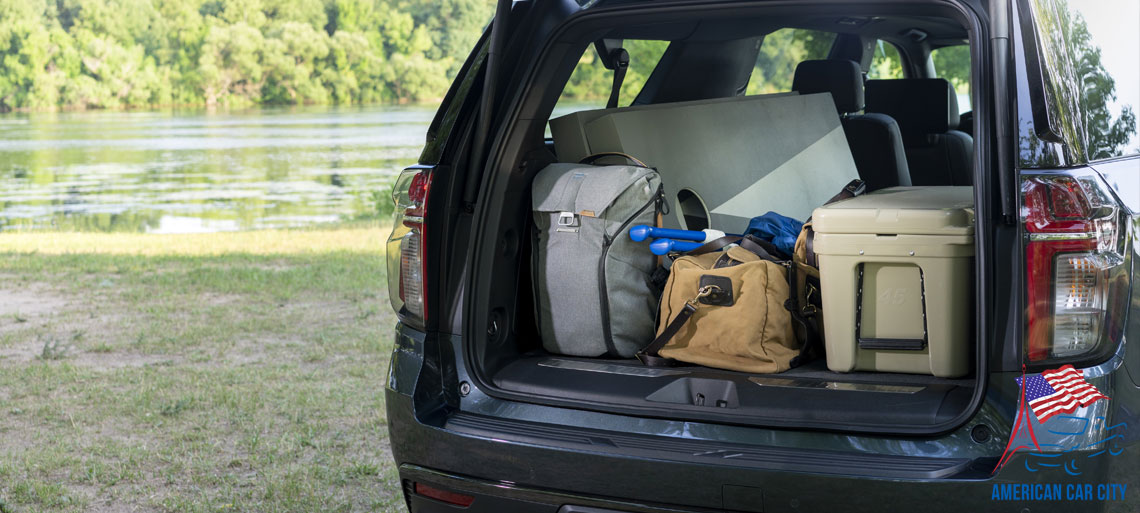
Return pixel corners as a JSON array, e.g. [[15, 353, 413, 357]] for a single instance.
[[465, 8, 988, 433]]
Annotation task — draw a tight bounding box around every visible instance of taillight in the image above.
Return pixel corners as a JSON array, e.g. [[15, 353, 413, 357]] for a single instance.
[[387, 167, 433, 329], [1021, 172, 1127, 364]]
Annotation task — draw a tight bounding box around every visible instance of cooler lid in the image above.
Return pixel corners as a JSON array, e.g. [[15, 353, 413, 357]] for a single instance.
[[813, 186, 974, 236]]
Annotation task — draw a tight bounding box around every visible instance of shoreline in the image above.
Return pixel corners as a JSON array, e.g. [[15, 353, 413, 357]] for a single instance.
[[0, 97, 446, 115]]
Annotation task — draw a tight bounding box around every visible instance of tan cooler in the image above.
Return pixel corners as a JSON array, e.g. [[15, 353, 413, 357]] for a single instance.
[[812, 186, 974, 378]]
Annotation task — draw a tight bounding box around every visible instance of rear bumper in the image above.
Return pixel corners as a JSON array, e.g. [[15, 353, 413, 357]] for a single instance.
[[393, 392, 980, 513], [386, 327, 1139, 512], [390, 392, 1137, 513]]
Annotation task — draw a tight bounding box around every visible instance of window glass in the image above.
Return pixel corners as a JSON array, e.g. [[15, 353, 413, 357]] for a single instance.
[[420, 35, 488, 164], [550, 40, 670, 120], [868, 40, 905, 81], [1028, 0, 1139, 161], [747, 29, 837, 95], [931, 45, 972, 113]]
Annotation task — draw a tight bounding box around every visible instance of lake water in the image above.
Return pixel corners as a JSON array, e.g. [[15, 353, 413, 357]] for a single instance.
[[0, 105, 434, 233]]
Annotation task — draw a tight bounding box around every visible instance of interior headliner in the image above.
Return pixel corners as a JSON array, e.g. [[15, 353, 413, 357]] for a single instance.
[[601, 14, 968, 46]]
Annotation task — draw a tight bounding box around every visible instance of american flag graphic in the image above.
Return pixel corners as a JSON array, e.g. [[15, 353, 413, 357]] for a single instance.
[[1016, 365, 1109, 423]]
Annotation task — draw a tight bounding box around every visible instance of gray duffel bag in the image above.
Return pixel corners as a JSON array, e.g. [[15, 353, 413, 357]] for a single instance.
[[531, 153, 663, 357]]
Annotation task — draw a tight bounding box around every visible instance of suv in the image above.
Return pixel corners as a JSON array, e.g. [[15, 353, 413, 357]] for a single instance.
[[385, 0, 1140, 511]]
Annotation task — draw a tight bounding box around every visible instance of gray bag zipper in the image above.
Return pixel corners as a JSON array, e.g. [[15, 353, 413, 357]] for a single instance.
[[597, 182, 663, 356]]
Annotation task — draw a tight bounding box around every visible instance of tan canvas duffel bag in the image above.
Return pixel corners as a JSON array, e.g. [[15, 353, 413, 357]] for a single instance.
[[792, 221, 824, 345], [636, 236, 804, 373], [789, 178, 868, 349], [635, 180, 865, 373]]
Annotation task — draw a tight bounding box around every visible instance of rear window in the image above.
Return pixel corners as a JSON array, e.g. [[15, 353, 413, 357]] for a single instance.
[[550, 40, 670, 118], [747, 28, 837, 95], [931, 45, 972, 113], [868, 40, 905, 80]]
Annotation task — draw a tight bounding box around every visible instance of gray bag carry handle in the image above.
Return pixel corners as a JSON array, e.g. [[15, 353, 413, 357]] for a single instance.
[[579, 152, 649, 168]]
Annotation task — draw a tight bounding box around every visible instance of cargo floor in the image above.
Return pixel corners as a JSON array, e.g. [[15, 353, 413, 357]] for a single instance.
[[491, 355, 976, 431]]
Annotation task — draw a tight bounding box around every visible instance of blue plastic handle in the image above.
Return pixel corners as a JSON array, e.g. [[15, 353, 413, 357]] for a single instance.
[[649, 238, 703, 255], [629, 225, 708, 242]]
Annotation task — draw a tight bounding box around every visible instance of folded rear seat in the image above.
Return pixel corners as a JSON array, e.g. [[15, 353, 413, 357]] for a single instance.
[[865, 79, 974, 186], [549, 93, 862, 229]]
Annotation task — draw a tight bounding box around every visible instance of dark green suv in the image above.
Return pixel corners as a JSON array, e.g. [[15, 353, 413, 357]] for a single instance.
[[384, 0, 1140, 511]]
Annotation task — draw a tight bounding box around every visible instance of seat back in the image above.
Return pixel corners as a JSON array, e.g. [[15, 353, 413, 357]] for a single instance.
[[792, 60, 911, 192], [549, 93, 861, 228], [864, 78, 974, 186]]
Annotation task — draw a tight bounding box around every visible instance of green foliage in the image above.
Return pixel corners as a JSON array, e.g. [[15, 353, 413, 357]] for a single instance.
[[931, 44, 970, 96], [557, 40, 669, 104], [0, 0, 495, 111], [869, 40, 906, 81], [553, 30, 841, 102], [750, 29, 836, 95]]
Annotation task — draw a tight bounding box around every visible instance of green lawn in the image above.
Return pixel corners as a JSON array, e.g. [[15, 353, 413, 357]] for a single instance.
[[0, 224, 404, 512]]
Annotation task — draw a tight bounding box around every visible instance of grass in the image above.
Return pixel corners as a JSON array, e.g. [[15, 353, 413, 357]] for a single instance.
[[0, 223, 404, 512]]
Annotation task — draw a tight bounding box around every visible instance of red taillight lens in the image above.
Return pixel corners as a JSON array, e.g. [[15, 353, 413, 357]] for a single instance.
[[387, 168, 432, 329], [1022, 175, 1098, 233], [1047, 178, 1091, 219], [1021, 172, 1126, 363], [413, 482, 475, 507], [408, 172, 430, 205]]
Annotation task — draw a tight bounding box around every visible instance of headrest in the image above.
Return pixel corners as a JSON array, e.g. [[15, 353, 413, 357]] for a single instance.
[[864, 79, 960, 138], [792, 60, 864, 114]]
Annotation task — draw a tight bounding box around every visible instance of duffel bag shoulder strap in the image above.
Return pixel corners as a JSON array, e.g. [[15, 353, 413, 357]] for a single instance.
[[825, 178, 866, 204], [804, 224, 818, 268], [637, 284, 721, 366], [637, 302, 696, 366]]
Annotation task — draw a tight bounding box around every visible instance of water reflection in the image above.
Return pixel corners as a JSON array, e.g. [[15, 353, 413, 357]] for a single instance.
[[0, 105, 432, 232]]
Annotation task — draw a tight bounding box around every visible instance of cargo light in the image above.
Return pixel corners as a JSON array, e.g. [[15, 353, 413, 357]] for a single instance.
[[387, 167, 433, 328], [1021, 173, 1127, 363], [413, 482, 475, 507]]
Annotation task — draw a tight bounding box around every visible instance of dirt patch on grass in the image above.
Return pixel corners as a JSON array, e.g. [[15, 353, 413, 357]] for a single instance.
[[0, 336, 175, 369], [0, 285, 70, 329], [0, 285, 175, 369], [0, 415, 41, 451], [74, 351, 179, 370], [201, 292, 244, 306]]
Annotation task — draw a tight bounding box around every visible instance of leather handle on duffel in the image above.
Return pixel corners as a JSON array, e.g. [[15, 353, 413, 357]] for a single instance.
[[686, 235, 783, 262], [684, 236, 742, 256], [579, 152, 649, 168]]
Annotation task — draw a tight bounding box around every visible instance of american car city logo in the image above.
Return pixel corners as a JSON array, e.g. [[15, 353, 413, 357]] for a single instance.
[[991, 365, 1128, 502]]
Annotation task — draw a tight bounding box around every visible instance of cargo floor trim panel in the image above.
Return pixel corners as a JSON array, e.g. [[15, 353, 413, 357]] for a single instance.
[[444, 413, 971, 479], [490, 356, 974, 430]]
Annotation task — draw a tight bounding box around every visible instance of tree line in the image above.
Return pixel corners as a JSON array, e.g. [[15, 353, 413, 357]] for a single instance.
[[0, 0, 494, 111], [561, 29, 908, 103]]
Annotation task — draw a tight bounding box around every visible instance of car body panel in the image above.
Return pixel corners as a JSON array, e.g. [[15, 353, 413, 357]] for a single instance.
[[386, 0, 1140, 508], [386, 326, 1140, 511]]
